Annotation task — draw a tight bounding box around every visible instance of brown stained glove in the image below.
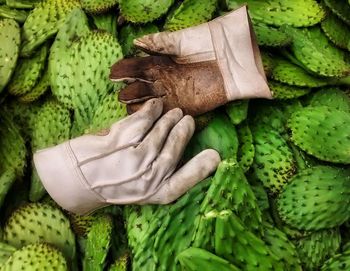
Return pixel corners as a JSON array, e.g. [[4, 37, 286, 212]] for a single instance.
[[110, 5, 271, 116]]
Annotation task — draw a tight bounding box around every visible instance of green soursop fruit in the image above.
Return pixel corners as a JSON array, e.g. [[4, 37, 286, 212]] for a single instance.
[[0, 242, 16, 265], [177, 247, 240, 271], [236, 121, 255, 172], [50, 29, 123, 135], [83, 215, 113, 271], [321, 250, 350, 270], [214, 210, 284, 271], [271, 58, 329, 88], [225, 100, 248, 125], [184, 113, 239, 161], [288, 26, 350, 77], [109, 253, 129, 271], [3, 203, 76, 263], [295, 228, 341, 271], [0, 19, 20, 93], [309, 88, 350, 112], [251, 124, 295, 194], [277, 166, 350, 231], [253, 21, 292, 47], [30, 99, 71, 201], [324, 0, 350, 25], [288, 106, 350, 163], [261, 50, 275, 77], [81, 0, 118, 14], [6, 0, 41, 9], [269, 80, 311, 99], [0, 170, 17, 210], [0, 5, 27, 23], [119, 23, 158, 57], [7, 43, 48, 96], [20, 0, 80, 56], [18, 68, 49, 103], [321, 11, 350, 50], [92, 12, 117, 37], [0, 243, 67, 271], [262, 222, 302, 271], [120, 0, 174, 23], [227, 0, 325, 27], [251, 183, 270, 213], [164, 0, 217, 31]]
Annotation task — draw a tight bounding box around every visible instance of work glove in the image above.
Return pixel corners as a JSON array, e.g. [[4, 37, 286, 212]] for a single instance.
[[34, 99, 221, 215], [110, 5, 271, 116]]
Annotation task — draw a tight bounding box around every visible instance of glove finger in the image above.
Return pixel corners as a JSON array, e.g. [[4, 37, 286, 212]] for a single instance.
[[112, 98, 163, 144], [138, 108, 183, 164], [154, 115, 195, 174], [119, 81, 159, 104], [109, 56, 171, 82], [149, 149, 221, 204]]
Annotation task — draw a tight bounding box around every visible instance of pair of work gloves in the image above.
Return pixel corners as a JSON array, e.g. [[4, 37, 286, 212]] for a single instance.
[[34, 6, 271, 215]]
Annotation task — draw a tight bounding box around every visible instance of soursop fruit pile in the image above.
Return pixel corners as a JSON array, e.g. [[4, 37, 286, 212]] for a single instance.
[[1, 0, 350, 270]]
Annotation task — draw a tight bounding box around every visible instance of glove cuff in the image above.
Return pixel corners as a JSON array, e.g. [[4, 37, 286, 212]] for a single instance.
[[34, 142, 108, 215]]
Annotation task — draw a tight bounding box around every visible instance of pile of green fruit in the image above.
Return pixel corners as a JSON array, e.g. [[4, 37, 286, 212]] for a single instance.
[[1, 0, 350, 270]]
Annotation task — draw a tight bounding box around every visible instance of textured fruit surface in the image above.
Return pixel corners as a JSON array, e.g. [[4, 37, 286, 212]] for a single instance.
[[120, 0, 173, 23], [237, 121, 255, 172], [5, 0, 41, 9], [177, 247, 240, 271], [92, 12, 117, 36], [324, 0, 350, 25], [3, 203, 76, 261], [309, 88, 350, 112], [253, 21, 292, 47], [321, 250, 350, 270], [7, 43, 48, 96], [164, 0, 217, 31], [225, 100, 248, 125], [20, 0, 81, 56], [277, 166, 350, 231], [81, 0, 118, 14], [227, 0, 325, 27], [1, 243, 67, 271], [0, 241, 16, 265], [288, 106, 350, 163], [0, 18, 20, 93], [18, 68, 49, 103], [270, 80, 311, 99], [0, 5, 27, 22], [288, 26, 350, 77]]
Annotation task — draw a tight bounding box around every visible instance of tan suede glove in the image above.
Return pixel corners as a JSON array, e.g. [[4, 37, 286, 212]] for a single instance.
[[110, 5, 271, 116], [34, 99, 220, 215]]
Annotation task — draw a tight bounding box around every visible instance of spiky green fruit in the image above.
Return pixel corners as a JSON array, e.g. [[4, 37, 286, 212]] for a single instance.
[[251, 124, 295, 194], [321, 250, 350, 270], [251, 183, 269, 212], [295, 228, 341, 271], [288, 106, 350, 163], [7, 43, 48, 96], [5, 0, 41, 9], [225, 100, 248, 125], [83, 215, 113, 271], [20, 0, 80, 56], [288, 26, 350, 77], [0, 241, 16, 264], [164, 0, 217, 31], [263, 223, 302, 271], [269, 80, 311, 99], [120, 0, 173, 23], [277, 166, 350, 231], [18, 68, 49, 103], [50, 30, 123, 135], [92, 12, 117, 36], [109, 253, 129, 271], [30, 99, 71, 201], [184, 113, 239, 161], [3, 203, 76, 262], [119, 23, 158, 57], [0, 170, 17, 210], [81, 0, 117, 13], [321, 11, 350, 50], [324, 0, 350, 25], [0, 18, 20, 93], [253, 21, 292, 47], [1, 243, 67, 271], [177, 247, 240, 271], [237, 121, 255, 172], [0, 5, 27, 22], [88, 91, 127, 133], [227, 0, 325, 27], [271, 58, 329, 88], [309, 88, 350, 112], [261, 50, 275, 77]]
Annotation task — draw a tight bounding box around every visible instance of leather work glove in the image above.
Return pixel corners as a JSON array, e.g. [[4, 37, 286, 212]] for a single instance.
[[34, 99, 221, 215], [110, 5, 271, 116]]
